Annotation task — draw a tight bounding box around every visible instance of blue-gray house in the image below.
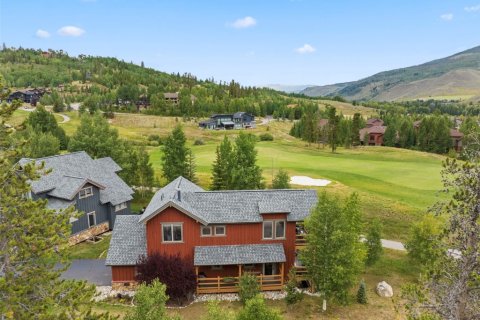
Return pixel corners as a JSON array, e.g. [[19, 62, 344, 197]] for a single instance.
[[19, 151, 134, 244], [199, 112, 255, 130]]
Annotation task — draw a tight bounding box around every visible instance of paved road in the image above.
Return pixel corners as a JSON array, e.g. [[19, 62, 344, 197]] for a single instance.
[[61, 259, 111, 286], [56, 113, 70, 123], [360, 236, 406, 251]]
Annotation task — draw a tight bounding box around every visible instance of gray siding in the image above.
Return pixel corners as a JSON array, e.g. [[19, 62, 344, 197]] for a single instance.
[[33, 183, 132, 235]]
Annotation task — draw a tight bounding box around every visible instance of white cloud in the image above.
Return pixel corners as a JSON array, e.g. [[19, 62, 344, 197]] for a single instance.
[[230, 16, 257, 29], [465, 4, 480, 12], [36, 29, 50, 38], [295, 44, 316, 54], [440, 13, 454, 21], [58, 26, 85, 37]]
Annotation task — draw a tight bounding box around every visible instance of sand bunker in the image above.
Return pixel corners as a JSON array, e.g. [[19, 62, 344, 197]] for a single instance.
[[290, 176, 331, 187]]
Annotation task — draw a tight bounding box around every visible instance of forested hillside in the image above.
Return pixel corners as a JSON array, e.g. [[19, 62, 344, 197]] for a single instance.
[[0, 47, 320, 118]]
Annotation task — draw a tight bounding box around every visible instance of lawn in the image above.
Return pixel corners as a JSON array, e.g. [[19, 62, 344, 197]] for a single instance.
[[67, 234, 111, 259], [93, 249, 417, 319]]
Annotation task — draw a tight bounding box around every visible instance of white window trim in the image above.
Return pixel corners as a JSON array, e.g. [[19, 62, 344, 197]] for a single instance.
[[115, 202, 127, 212], [262, 220, 286, 240], [200, 226, 212, 237], [87, 211, 96, 228], [79, 186, 93, 199], [214, 225, 226, 237], [162, 223, 183, 243]]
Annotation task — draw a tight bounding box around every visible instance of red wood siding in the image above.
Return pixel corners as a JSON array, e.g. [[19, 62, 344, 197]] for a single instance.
[[146, 207, 297, 274], [112, 266, 136, 282]]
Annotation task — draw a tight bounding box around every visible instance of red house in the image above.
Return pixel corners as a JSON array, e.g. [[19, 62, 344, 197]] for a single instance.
[[106, 177, 317, 293]]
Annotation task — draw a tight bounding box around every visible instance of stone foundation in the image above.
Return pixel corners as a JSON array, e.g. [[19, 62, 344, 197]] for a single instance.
[[112, 281, 138, 291], [69, 222, 109, 245]]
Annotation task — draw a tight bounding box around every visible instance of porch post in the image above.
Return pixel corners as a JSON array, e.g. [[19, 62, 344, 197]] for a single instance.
[[238, 264, 242, 277], [195, 267, 199, 294], [280, 262, 285, 286]]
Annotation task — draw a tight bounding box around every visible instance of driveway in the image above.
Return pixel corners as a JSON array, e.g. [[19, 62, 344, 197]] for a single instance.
[[61, 259, 111, 286]]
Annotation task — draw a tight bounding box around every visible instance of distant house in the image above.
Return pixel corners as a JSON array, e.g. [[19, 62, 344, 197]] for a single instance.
[[19, 152, 134, 244], [163, 92, 196, 105], [413, 119, 464, 151], [7, 89, 40, 105], [359, 125, 387, 146], [106, 176, 317, 292], [199, 112, 255, 130]]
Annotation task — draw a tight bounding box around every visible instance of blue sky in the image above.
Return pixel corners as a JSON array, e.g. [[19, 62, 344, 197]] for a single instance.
[[1, 0, 479, 86]]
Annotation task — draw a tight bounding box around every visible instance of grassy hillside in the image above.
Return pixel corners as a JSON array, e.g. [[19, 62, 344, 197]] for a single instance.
[[302, 45, 480, 101]]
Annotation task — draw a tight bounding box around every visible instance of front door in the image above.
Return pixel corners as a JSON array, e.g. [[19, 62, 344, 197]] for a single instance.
[[263, 263, 277, 275]]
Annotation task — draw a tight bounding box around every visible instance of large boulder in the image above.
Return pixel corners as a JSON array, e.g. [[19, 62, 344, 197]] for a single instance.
[[376, 281, 393, 297]]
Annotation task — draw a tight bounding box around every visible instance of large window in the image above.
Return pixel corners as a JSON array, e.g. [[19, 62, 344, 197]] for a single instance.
[[79, 186, 93, 199], [263, 220, 286, 239], [87, 211, 96, 227], [162, 223, 183, 243], [115, 202, 127, 212]]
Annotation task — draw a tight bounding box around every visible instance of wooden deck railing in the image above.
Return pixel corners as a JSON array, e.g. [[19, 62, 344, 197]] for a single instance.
[[295, 234, 307, 247], [294, 266, 308, 280], [197, 274, 283, 294]]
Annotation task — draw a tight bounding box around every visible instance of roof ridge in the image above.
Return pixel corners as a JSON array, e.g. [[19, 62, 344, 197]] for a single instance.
[[193, 189, 312, 194], [62, 174, 87, 180], [23, 151, 88, 161]]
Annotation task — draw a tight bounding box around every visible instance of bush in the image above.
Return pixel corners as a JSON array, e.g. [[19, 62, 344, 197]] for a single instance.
[[135, 253, 197, 305], [238, 273, 260, 305], [193, 139, 205, 146], [356, 280, 368, 304], [125, 279, 174, 320], [405, 215, 442, 266], [365, 219, 383, 266], [202, 300, 234, 320], [258, 133, 274, 141], [237, 295, 282, 320], [285, 268, 302, 305]]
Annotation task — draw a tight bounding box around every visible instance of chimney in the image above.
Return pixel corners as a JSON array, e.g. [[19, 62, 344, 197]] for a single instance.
[[176, 188, 181, 202]]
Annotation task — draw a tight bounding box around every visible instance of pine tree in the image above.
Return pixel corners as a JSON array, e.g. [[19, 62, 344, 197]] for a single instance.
[[327, 106, 339, 152], [383, 123, 397, 147], [356, 280, 368, 304], [285, 268, 303, 305], [231, 132, 264, 190], [161, 125, 188, 183], [351, 113, 362, 146], [185, 149, 198, 183], [211, 136, 233, 190]]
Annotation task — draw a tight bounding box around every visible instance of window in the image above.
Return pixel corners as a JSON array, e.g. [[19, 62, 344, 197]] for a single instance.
[[263, 220, 286, 239], [162, 223, 183, 242], [115, 202, 127, 212], [201, 226, 212, 236], [275, 221, 286, 239], [263, 221, 273, 239], [79, 186, 93, 199], [214, 225, 226, 236], [87, 211, 96, 227]]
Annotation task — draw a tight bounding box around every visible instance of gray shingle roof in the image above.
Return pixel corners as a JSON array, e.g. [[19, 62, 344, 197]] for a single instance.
[[46, 198, 75, 210], [140, 177, 317, 224], [194, 244, 286, 266], [19, 152, 133, 205], [105, 215, 146, 266]]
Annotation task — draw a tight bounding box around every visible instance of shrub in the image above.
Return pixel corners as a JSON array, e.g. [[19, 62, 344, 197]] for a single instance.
[[365, 219, 383, 266], [237, 295, 282, 320], [202, 300, 234, 320], [135, 253, 197, 305], [194, 139, 205, 146], [125, 279, 173, 320], [258, 133, 274, 141], [238, 273, 260, 305], [285, 268, 302, 305], [356, 280, 368, 304]]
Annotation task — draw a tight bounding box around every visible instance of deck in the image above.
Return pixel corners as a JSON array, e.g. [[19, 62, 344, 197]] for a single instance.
[[197, 274, 284, 294]]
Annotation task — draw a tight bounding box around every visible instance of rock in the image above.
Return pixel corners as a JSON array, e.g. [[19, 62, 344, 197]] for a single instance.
[[376, 281, 393, 297]]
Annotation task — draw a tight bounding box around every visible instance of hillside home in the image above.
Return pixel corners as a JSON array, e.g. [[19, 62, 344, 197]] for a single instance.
[[106, 177, 317, 293], [366, 118, 384, 128], [163, 92, 196, 105], [413, 120, 464, 151], [199, 112, 255, 130], [359, 126, 387, 146], [7, 89, 43, 105], [19, 152, 134, 244]]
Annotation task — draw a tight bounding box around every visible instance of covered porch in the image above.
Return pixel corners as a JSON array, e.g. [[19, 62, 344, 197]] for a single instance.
[[194, 244, 286, 294]]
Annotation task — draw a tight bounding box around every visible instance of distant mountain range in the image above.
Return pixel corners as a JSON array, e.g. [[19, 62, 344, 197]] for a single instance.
[[263, 84, 314, 93], [301, 45, 480, 101]]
